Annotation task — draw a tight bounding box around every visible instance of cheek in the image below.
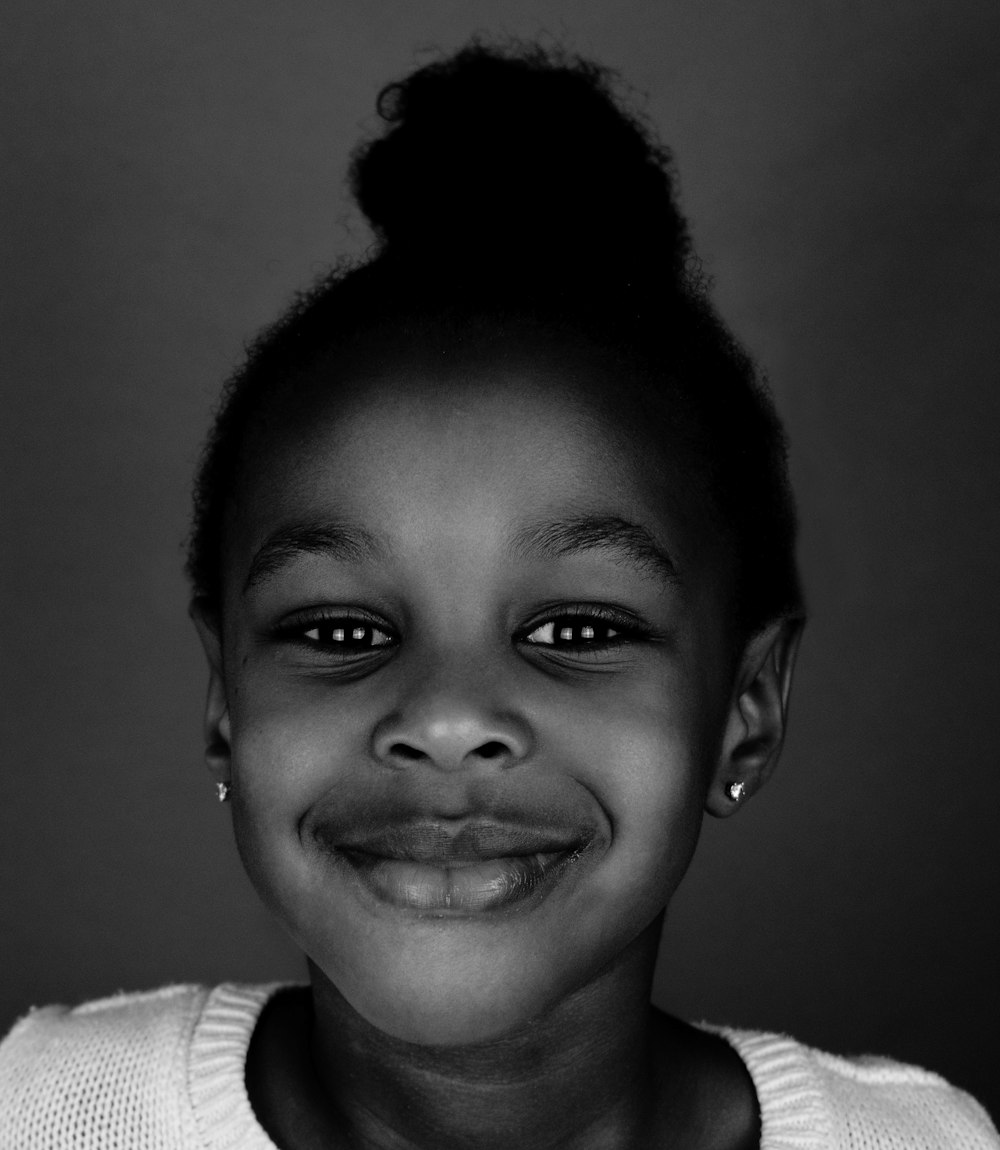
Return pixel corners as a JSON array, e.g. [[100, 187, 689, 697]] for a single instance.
[[231, 686, 352, 800], [558, 674, 719, 918], [224, 673, 368, 905]]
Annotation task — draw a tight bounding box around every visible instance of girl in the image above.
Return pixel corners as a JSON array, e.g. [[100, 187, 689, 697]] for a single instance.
[[1, 42, 996, 1150]]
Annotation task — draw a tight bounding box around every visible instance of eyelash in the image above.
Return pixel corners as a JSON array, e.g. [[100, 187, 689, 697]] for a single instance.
[[517, 606, 643, 651], [274, 605, 648, 658]]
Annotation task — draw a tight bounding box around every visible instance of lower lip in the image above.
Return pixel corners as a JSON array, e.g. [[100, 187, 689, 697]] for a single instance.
[[338, 849, 579, 914]]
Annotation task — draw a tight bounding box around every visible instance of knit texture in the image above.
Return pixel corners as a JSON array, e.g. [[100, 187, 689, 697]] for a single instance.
[[0, 983, 996, 1148]]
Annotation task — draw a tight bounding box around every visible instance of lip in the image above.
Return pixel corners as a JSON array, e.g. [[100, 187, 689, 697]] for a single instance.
[[327, 819, 593, 915]]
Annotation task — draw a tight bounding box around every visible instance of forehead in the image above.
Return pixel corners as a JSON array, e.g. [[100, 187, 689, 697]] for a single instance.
[[229, 347, 728, 586]]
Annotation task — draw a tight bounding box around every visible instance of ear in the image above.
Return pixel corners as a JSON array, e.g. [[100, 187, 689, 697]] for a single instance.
[[705, 616, 804, 818], [190, 598, 232, 789]]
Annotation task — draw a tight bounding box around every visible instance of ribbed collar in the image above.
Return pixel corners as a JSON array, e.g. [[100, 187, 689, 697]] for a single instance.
[[187, 984, 832, 1150], [700, 1023, 833, 1148], [188, 983, 283, 1150]]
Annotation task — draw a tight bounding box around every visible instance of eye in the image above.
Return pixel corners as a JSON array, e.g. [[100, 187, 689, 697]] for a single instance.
[[524, 619, 619, 646], [520, 611, 635, 650], [281, 615, 396, 652]]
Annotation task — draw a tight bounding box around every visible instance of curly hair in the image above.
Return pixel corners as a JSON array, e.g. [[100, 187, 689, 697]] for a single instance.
[[187, 42, 801, 634]]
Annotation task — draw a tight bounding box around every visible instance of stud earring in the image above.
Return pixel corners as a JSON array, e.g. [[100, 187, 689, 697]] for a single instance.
[[725, 781, 746, 803], [216, 781, 230, 803]]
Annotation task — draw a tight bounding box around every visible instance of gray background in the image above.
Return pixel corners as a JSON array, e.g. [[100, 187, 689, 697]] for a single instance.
[[3, 0, 998, 1123]]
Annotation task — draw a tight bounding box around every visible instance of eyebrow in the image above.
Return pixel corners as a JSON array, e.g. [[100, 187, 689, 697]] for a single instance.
[[243, 521, 385, 593], [243, 512, 678, 594], [509, 513, 679, 586]]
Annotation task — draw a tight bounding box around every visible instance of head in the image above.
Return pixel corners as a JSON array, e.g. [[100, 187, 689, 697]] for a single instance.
[[188, 44, 803, 1045]]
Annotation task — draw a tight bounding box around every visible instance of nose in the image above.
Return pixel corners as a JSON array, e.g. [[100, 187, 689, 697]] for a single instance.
[[371, 676, 533, 773]]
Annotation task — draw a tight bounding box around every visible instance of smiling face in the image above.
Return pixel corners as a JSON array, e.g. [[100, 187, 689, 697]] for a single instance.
[[199, 341, 757, 1044]]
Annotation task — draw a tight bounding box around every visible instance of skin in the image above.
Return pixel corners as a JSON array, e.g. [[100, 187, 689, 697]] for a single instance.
[[193, 341, 801, 1150]]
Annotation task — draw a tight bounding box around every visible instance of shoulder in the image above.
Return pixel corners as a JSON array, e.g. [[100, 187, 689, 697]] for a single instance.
[[806, 1044, 999, 1149], [702, 1024, 1000, 1149], [0, 982, 211, 1066], [0, 983, 211, 1082], [0, 983, 280, 1149], [0, 985, 210, 1147]]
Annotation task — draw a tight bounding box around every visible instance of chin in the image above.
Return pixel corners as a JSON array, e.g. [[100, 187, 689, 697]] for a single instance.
[[331, 941, 570, 1047], [354, 987, 545, 1047]]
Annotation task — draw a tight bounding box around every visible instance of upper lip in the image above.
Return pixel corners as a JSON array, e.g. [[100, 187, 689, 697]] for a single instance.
[[334, 819, 589, 864]]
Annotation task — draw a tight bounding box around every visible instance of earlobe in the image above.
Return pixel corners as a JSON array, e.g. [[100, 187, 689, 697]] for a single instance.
[[706, 616, 804, 818], [190, 599, 232, 786]]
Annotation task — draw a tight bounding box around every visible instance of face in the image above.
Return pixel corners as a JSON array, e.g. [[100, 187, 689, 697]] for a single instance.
[[206, 345, 746, 1044]]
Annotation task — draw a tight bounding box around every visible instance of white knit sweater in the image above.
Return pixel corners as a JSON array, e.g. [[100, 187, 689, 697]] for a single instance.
[[0, 983, 996, 1148]]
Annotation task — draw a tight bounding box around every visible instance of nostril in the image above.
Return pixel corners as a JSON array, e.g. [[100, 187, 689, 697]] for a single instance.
[[388, 743, 427, 762], [375, 731, 525, 770]]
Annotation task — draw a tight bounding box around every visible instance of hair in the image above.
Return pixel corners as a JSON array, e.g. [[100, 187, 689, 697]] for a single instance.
[[187, 41, 802, 635]]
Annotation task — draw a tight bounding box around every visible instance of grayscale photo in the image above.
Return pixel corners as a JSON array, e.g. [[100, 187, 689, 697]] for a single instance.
[[2, 3, 998, 1146]]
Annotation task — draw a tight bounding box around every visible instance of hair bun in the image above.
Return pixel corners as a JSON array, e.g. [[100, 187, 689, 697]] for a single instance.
[[351, 45, 692, 293]]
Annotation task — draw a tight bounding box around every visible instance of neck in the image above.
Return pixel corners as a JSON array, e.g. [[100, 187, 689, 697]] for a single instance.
[[303, 920, 668, 1150]]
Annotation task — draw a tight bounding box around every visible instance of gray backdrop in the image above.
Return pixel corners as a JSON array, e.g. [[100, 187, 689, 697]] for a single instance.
[[3, 0, 998, 1122]]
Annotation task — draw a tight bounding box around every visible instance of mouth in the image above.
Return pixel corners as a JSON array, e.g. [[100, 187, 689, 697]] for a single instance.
[[327, 820, 593, 915]]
